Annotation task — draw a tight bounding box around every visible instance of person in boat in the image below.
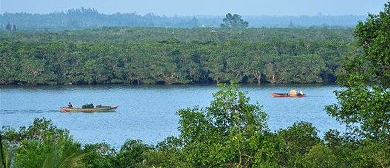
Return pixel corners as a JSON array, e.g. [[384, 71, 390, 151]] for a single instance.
[[68, 102, 73, 108], [289, 89, 297, 96]]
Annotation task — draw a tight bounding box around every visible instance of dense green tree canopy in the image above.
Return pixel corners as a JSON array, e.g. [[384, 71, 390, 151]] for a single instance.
[[1, 118, 85, 168], [0, 27, 354, 85], [354, 2, 390, 87], [326, 2, 390, 141], [178, 84, 267, 167]]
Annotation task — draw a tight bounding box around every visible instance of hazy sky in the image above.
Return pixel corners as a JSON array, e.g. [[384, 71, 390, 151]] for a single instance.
[[1, 0, 388, 16]]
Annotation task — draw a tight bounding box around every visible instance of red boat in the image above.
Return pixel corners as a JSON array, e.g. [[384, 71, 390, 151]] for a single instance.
[[271, 93, 305, 97], [271, 90, 305, 98]]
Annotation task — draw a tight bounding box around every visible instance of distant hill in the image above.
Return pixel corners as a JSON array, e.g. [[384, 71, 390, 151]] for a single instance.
[[0, 8, 365, 30]]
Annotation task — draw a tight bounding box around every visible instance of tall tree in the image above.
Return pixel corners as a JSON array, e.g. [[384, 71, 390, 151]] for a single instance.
[[326, 2, 390, 141], [178, 84, 267, 167], [220, 13, 249, 28]]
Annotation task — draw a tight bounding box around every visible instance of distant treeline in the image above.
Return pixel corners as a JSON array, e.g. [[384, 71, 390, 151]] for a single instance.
[[0, 8, 198, 30], [0, 27, 355, 85], [0, 8, 365, 30]]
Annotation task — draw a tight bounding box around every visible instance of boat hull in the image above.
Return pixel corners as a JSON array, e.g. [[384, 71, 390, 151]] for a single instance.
[[271, 93, 305, 98], [60, 106, 118, 112]]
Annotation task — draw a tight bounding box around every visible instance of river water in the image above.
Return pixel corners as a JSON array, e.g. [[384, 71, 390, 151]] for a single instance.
[[0, 84, 345, 148]]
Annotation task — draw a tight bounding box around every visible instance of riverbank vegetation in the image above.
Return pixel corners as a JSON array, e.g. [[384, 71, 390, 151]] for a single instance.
[[0, 27, 354, 85]]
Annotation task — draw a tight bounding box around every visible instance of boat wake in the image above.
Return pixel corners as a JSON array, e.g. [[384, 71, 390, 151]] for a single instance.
[[304, 95, 334, 98], [0, 109, 58, 114]]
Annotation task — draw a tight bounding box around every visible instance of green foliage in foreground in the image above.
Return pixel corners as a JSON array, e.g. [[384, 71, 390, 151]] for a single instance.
[[326, 1, 390, 141], [323, 2, 390, 167], [178, 84, 267, 167], [1, 84, 390, 168], [0, 27, 353, 85], [1, 118, 85, 168]]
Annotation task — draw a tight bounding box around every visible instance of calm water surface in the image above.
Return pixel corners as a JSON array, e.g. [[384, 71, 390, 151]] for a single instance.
[[0, 84, 345, 148]]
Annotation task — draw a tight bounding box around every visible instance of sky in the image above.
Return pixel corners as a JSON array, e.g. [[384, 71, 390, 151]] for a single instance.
[[0, 0, 388, 16]]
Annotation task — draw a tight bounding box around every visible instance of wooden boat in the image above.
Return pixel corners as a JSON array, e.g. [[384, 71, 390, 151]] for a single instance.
[[271, 93, 305, 98], [60, 106, 118, 112]]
